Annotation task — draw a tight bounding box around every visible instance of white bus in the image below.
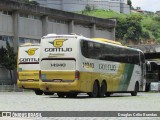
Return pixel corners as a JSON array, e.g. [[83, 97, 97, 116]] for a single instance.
[[39, 34, 146, 98], [17, 43, 53, 95]]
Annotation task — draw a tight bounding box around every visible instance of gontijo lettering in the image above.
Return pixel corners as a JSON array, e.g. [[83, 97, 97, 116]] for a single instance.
[[45, 39, 72, 52], [45, 48, 72, 52], [99, 64, 116, 71], [19, 58, 39, 62]]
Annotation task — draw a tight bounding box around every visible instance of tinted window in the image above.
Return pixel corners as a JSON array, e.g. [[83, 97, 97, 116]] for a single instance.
[[80, 40, 141, 65]]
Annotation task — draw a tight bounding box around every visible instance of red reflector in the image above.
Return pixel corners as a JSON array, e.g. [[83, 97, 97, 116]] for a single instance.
[[75, 70, 80, 80]]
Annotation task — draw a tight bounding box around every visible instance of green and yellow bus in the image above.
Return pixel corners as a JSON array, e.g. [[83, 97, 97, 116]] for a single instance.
[[39, 34, 146, 97]]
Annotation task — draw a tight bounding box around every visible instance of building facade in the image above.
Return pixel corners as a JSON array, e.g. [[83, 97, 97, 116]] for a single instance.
[[0, 0, 116, 84], [32, 0, 130, 14]]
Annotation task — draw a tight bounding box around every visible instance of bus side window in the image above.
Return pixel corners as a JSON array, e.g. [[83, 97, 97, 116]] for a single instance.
[[140, 52, 145, 63], [81, 40, 89, 58], [112, 46, 120, 62], [119, 48, 125, 63], [93, 42, 101, 59], [102, 44, 113, 61], [87, 42, 94, 59]]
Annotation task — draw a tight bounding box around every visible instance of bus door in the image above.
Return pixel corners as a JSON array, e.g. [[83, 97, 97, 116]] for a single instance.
[[80, 40, 93, 92]]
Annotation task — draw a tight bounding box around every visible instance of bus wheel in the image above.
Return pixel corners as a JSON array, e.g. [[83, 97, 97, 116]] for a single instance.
[[66, 93, 78, 98], [44, 92, 54, 95], [145, 83, 150, 92], [131, 82, 139, 96], [57, 92, 66, 98], [99, 81, 106, 97], [88, 81, 99, 98], [105, 92, 111, 97], [35, 90, 43, 95]]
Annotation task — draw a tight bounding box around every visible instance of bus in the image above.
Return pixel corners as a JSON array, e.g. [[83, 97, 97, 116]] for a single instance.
[[39, 34, 146, 98], [17, 43, 53, 95], [145, 60, 160, 91]]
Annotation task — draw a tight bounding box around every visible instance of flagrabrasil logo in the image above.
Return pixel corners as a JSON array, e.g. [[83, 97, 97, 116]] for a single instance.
[[49, 39, 67, 48], [25, 48, 38, 56]]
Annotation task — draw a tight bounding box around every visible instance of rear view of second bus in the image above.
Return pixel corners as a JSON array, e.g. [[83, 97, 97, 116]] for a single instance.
[[17, 43, 53, 95]]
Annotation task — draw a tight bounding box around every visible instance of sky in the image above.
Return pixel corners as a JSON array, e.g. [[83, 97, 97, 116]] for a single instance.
[[131, 0, 160, 12]]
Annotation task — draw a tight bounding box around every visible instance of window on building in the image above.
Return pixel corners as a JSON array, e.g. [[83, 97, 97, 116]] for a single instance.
[[0, 36, 2, 40], [2, 36, 13, 47], [19, 13, 28, 18], [2, 11, 12, 16], [34, 15, 40, 20], [20, 13, 40, 20], [0, 35, 13, 47], [19, 38, 40, 46], [49, 18, 67, 24]]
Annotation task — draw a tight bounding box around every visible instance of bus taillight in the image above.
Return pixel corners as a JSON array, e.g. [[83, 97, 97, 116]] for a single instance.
[[75, 70, 80, 80]]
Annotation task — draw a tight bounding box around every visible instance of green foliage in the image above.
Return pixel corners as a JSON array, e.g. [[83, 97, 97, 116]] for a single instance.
[[127, 0, 132, 6], [77, 9, 160, 44], [141, 29, 150, 39], [142, 15, 160, 42], [29, 1, 39, 5], [116, 14, 143, 43], [77, 9, 125, 18], [153, 16, 160, 22], [115, 17, 127, 39], [0, 42, 17, 72], [85, 4, 92, 11]]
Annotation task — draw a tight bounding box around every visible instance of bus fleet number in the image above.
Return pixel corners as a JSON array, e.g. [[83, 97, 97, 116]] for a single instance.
[[83, 62, 94, 69]]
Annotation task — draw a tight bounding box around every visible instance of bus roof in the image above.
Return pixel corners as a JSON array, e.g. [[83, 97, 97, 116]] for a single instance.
[[42, 34, 143, 53], [42, 34, 80, 39], [20, 43, 40, 47], [92, 38, 122, 46]]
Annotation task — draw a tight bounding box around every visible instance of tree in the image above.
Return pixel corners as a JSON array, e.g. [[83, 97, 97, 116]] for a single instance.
[[116, 17, 128, 40], [127, 0, 132, 7], [29, 1, 39, 5], [116, 14, 143, 45], [85, 4, 92, 11], [141, 29, 150, 40], [0, 42, 17, 84], [127, 0, 132, 12], [126, 15, 143, 42]]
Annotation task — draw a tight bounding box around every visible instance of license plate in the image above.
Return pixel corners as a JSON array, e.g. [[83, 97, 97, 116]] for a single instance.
[[53, 79, 62, 82]]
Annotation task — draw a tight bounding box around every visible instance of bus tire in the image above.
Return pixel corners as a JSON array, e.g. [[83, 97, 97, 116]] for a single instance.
[[99, 81, 106, 97], [35, 90, 43, 95], [105, 92, 111, 97], [57, 92, 66, 98], [131, 82, 139, 96], [88, 81, 99, 98], [66, 93, 78, 98], [44, 92, 54, 95]]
